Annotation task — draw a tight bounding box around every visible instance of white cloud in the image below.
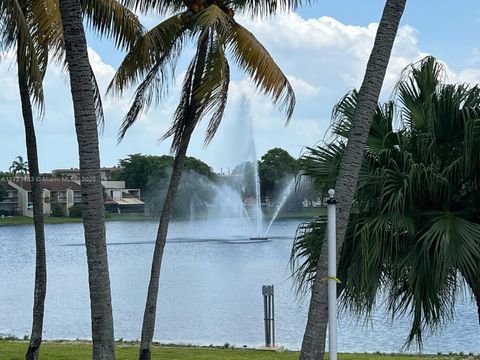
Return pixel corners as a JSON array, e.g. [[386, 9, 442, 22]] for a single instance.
[[2, 13, 480, 173]]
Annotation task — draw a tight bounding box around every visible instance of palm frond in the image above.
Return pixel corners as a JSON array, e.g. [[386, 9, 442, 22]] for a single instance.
[[163, 31, 210, 152], [121, 0, 307, 17], [119, 0, 184, 16], [290, 216, 327, 296], [91, 64, 105, 133], [113, 15, 187, 141], [81, 0, 144, 50], [196, 32, 230, 145], [227, 22, 295, 121], [108, 14, 186, 97], [299, 143, 344, 193], [1, 0, 47, 109], [189, 5, 231, 144], [233, 0, 307, 17]]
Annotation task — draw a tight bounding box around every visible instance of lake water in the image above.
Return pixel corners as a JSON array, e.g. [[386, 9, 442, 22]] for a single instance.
[[0, 218, 479, 354]]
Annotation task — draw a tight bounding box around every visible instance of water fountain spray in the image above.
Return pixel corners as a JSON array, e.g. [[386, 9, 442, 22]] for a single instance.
[[264, 177, 295, 236]]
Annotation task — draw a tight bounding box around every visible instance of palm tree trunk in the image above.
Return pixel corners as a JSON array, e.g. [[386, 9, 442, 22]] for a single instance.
[[299, 1, 407, 359], [18, 64, 47, 360], [475, 291, 480, 325], [58, 1, 115, 358], [138, 124, 194, 360]]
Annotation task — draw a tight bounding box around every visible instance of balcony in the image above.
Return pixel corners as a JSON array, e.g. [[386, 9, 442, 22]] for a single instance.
[[1, 197, 18, 203]]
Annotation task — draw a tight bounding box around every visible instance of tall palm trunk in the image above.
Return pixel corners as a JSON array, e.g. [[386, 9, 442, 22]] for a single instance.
[[58, 1, 115, 358], [18, 62, 47, 360], [475, 291, 480, 325], [138, 34, 208, 360], [299, 1, 407, 359], [139, 123, 194, 360]]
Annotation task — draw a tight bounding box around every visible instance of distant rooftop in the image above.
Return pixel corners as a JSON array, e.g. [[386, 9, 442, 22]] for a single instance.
[[11, 179, 81, 191], [52, 167, 120, 173]]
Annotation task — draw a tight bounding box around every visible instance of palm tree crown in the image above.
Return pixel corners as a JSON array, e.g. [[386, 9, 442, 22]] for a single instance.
[[292, 56, 480, 347], [109, 0, 297, 149], [9, 155, 29, 175]]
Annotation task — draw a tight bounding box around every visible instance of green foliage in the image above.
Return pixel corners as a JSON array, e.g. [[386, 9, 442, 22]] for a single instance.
[[0, 184, 7, 202], [117, 153, 174, 192], [184, 157, 215, 180], [117, 153, 214, 191], [116, 154, 215, 217], [0, 172, 13, 179], [109, 0, 296, 153], [0, 172, 14, 203], [68, 205, 83, 218], [259, 147, 297, 201], [50, 203, 65, 218], [292, 56, 480, 347]]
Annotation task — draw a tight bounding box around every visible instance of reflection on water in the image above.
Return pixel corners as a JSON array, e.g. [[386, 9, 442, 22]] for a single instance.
[[0, 219, 478, 354]]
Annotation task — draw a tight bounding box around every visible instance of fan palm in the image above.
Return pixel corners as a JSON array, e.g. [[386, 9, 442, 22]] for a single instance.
[[108, 1, 296, 358], [291, 56, 480, 348], [1, 1, 142, 358], [299, 1, 407, 359]]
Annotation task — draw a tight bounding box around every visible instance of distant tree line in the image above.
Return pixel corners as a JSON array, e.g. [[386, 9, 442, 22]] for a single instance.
[[112, 148, 310, 218]]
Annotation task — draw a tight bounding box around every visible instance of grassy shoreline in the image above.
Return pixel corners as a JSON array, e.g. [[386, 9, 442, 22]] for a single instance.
[[0, 340, 477, 360], [0, 209, 325, 227]]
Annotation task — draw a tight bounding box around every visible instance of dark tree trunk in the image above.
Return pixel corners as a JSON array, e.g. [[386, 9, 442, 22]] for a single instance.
[[138, 124, 194, 360], [18, 60, 47, 360], [475, 291, 480, 325], [299, 1, 407, 359], [58, 0, 116, 358], [137, 32, 209, 360]]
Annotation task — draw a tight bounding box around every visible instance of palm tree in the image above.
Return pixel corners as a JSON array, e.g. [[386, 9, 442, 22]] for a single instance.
[[0, 4, 47, 358], [6, 0, 141, 358], [108, 1, 296, 358], [292, 56, 480, 348], [0, 1, 48, 360], [57, 0, 116, 358], [9, 156, 29, 175], [2, 1, 141, 358], [297, 1, 407, 358]]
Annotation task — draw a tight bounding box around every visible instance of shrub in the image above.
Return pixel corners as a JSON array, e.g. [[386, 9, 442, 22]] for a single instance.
[[50, 203, 65, 217], [68, 205, 83, 218]]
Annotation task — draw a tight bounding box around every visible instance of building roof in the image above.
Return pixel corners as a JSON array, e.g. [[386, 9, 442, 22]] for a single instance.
[[104, 198, 144, 206], [53, 167, 120, 174], [11, 179, 81, 191], [121, 192, 136, 199]]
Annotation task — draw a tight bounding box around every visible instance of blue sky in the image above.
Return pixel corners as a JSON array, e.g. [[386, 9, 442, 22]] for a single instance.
[[1, 1, 480, 173]]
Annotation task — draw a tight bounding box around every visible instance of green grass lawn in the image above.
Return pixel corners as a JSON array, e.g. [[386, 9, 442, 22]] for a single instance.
[[0, 214, 157, 226], [0, 341, 475, 360], [0, 216, 83, 226], [0, 208, 325, 227]]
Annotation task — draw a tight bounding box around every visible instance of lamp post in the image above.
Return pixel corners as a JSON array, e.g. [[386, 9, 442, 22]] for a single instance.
[[327, 189, 337, 360]]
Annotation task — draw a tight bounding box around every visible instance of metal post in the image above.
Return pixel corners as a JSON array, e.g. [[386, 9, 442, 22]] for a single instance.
[[263, 286, 270, 347], [271, 284, 275, 347], [327, 189, 337, 360], [262, 284, 275, 348]]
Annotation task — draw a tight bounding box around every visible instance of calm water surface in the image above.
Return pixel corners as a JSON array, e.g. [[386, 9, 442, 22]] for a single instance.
[[0, 219, 478, 354]]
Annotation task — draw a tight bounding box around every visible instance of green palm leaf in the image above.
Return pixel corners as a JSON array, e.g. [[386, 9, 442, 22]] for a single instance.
[[0, 0, 47, 109], [227, 22, 295, 121]]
